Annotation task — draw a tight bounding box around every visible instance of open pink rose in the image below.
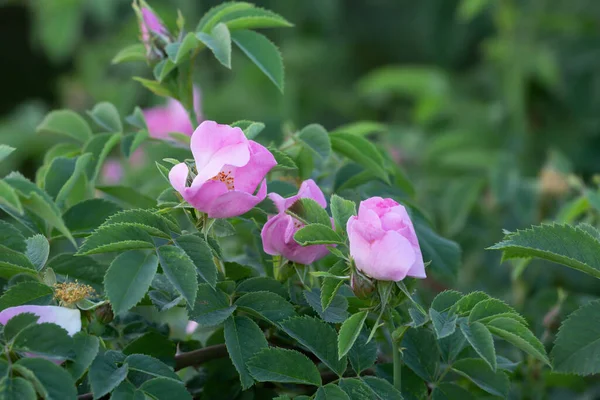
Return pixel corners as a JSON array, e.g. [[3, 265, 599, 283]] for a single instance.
[[347, 197, 426, 281], [144, 87, 202, 139], [169, 121, 277, 218], [261, 180, 332, 264], [0, 305, 81, 336]]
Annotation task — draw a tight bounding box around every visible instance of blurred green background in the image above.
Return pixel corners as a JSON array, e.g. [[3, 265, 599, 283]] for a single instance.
[[3, 0, 600, 394]]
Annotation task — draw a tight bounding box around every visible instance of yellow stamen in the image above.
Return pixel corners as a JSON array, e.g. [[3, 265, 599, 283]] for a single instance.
[[54, 281, 95, 305]]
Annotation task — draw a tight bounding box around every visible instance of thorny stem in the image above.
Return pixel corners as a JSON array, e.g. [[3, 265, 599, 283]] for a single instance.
[[386, 310, 402, 392]]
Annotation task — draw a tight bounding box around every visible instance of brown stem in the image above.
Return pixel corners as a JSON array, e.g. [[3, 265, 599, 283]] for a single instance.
[[174, 344, 228, 371]]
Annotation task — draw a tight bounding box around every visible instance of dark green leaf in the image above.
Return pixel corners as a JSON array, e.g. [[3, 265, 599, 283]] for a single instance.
[[0, 144, 15, 163], [36, 110, 92, 143], [432, 383, 476, 400], [15, 358, 77, 400], [4, 313, 39, 341], [338, 379, 374, 400], [338, 311, 367, 359], [63, 198, 122, 233], [429, 309, 457, 339], [123, 332, 176, 365], [121, 130, 149, 158], [13, 323, 74, 360], [321, 260, 349, 311], [0, 181, 24, 215], [452, 358, 509, 397], [224, 316, 268, 389], [430, 290, 462, 312], [414, 218, 460, 282], [287, 198, 331, 226], [330, 132, 388, 184], [269, 147, 298, 170], [89, 352, 129, 399], [196, 2, 254, 32], [88, 102, 122, 133], [103, 209, 176, 238], [468, 298, 527, 325], [402, 327, 439, 382], [95, 185, 156, 209], [450, 292, 490, 316], [348, 330, 377, 374], [0, 282, 53, 311], [125, 354, 180, 381], [295, 224, 344, 246], [24, 234, 49, 271], [0, 220, 26, 252], [459, 321, 496, 371], [66, 332, 99, 380], [315, 384, 350, 400], [487, 318, 549, 365], [157, 246, 198, 306], [231, 30, 284, 92], [47, 253, 107, 288], [77, 224, 155, 255], [82, 133, 121, 182], [220, 7, 293, 30], [298, 124, 331, 160], [247, 347, 321, 386], [235, 291, 295, 324], [174, 235, 218, 287], [304, 288, 348, 323], [363, 376, 403, 399], [237, 277, 287, 299], [0, 377, 37, 400], [139, 377, 191, 400], [189, 284, 236, 327], [330, 195, 356, 236], [0, 245, 36, 279]]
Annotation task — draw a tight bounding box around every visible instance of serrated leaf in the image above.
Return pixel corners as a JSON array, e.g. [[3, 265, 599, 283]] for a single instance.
[[88, 102, 122, 133], [363, 376, 404, 399], [450, 291, 490, 316], [337, 311, 367, 359], [220, 7, 293, 30], [490, 223, 600, 279], [96, 185, 156, 209], [469, 298, 527, 325], [315, 384, 350, 400], [197, 23, 231, 68], [269, 146, 298, 170], [123, 332, 176, 364], [66, 332, 99, 380], [0, 282, 53, 311], [125, 354, 180, 382], [103, 209, 176, 238], [235, 291, 295, 324], [321, 260, 348, 311], [330, 195, 356, 236], [89, 352, 129, 399], [13, 323, 74, 360], [429, 308, 457, 339], [36, 110, 92, 143], [15, 358, 77, 400], [0, 245, 37, 279], [157, 246, 198, 306], [0, 220, 26, 252], [247, 347, 321, 386], [112, 43, 146, 64], [105, 250, 159, 314], [196, 2, 254, 32], [63, 198, 122, 233], [82, 132, 121, 182], [432, 383, 476, 400], [298, 124, 331, 160], [44, 154, 92, 209], [487, 318, 549, 365], [0, 144, 15, 163], [139, 377, 191, 400], [0, 377, 37, 400], [231, 29, 284, 92], [281, 315, 347, 375], [551, 299, 600, 375], [431, 290, 462, 312], [77, 224, 155, 255], [287, 198, 331, 226], [24, 234, 49, 271], [402, 327, 439, 381], [4, 313, 39, 341], [304, 288, 348, 323], [231, 120, 265, 139], [330, 132, 388, 184], [189, 284, 236, 327], [460, 321, 496, 371], [47, 253, 107, 288], [237, 277, 287, 299], [133, 77, 174, 98], [348, 330, 377, 374], [174, 235, 218, 287], [295, 224, 344, 246], [166, 32, 199, 65], [439, 329, 467, 364], [452, 358, 509, 397], [224, 316, 268, 389], [0, 180, 23, 215]]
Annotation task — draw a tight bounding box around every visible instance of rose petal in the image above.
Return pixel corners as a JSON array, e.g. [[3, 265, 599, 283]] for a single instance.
[[359, 231, 416, 281], [232, 141, 277, 194], [0, 305, 81, 336], [206, 179, 267, 218]]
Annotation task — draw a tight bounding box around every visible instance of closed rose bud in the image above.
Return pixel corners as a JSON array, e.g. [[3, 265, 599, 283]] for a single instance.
[[169, 121, 277, 218], [95, 303, 114, 324], [347, 197, 426, 282], [351, 271, 375, 299]]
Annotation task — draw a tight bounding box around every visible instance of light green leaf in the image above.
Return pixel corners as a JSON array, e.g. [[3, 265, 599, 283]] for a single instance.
[[487, 318, 549, 365], [196, 2, 254, 32], [121, 131, 149, 159], [157, 246, 198, 306], [490, 223, 600, 279], [36, 110, 92, 143], [551, 299, 600, 375], [469, 298, 527, 325], [23, 235, 48, 271], [88, 102, 122, 133], [337, 311, 367, 359], [63, 198, 122, 233], [331, 121, 387, 136], [450, 291, 490, 316], [0, 180, 23, 215], [330, 195, 356, 236], [231, 120, 265, 139], [231, 29, 284, 92], [89, 352, 129, 399], [15, 358, 77, 400], [430, 290, 462, 312], [295, 224, 344, 246], [220, 7, 293, 30], [166, 32, 199, 65], [103, 209, 177, 238], [112, 43, 146, 64], [224, 316, 268, 389], [82, 132, 121, 182], [189, 284, 236, 327], [77, 224, 155, 255], [105, 250, 159, 314], [247, 348, 321, 386], [174, 235, 218, 287], [0, 145, 15, 163], [330, 132, 389, 184], [197, 23, 231, 68], [269, 147, 298, 170], [298, 124, 331, 160], [0, 282, 53, 311], [287, 198, 331, 226], [0, 377, 37, 400], [133, 77, 174, 98], [235, 291, 295, 324], [451, 358, 509, 397], [281, 316, 347, 376], [460, 321, 497, 371], [321, 260, 349, 311]]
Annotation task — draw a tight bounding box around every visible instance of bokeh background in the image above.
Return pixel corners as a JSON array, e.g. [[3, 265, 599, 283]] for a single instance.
[[2, 0, 600, 395]]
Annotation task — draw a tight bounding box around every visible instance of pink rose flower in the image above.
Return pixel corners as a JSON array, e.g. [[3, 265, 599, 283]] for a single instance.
[[347, 197, 426, 281], [144, 87, 202, 139], [169, 121, 277, 218], [0, 305, 81, 337], [261, 180, 332, 264], [139, 4, 168, 54]]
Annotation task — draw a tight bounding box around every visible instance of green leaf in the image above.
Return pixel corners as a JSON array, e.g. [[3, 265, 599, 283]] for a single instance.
[[4, 313, 39, 341], [269, 147, 298, 170], [363, 376, 404, 399], [231, 29, 284, 92], [153, 59, 177, 82], [82, 133, 121, 182], [189, 284, 236, 327], [89, 352, 129, 399], [281, 315, 347, 375], [414, 218, 460, 281], [330, 132, 389, 184], [77, 224, 155, 255], [304, 288, 349, 323], [112, 43, 146, 64], [105, 250, 159, 314], [0, 377, 37, 400], [121, 131, 149, 158], [103, 209, 176, 238], [459, 321, 496, 371], [450, 291, 490, 316], [0, 245, 37, 279], [166, 32, 199, 65], [235, 291, 295, 324], [45, 154, 92, 209], [287, 198, 331, 226], [315, 384, 350, 400], [220, 7, 293, 30], [439, 329, 467, 364], [157, 246, 198, 306], [321, 260, 349, 311], [0, 220, 26, 252], [348, 330, 377, 374], [487, 318, 549, 365], [47, 253, 107, 288], [330, 195, 356, 236], [24, 234, 49, 271], [66, 332, 99, 380], [197, 23, 231, 68], [15, 358, 77, 400], [432, 383, 476, 400], [63, 198, 122, 233], [429, 309, 457, 339], [430, 290, 462, 312], [247, 347, 321, 386], [237, 277, 287, 299], [174, 235, 218, 287], [295, 224, 344, 246], [13, 323, 74, 360], [123, 332, 176, 364], [224, 316, 268, 389], [490, 223, 600, 279], [402, 327, 439, 381], [469, 298, 527, 325], [231, 120, 265, 139], [551, 299, 600, 375], [0, 144, 15, 163], [0, 282, 53, 311], [111, 381, 145, 400], [196, 2, 254, 32], [125, 354, 180, 382], [36, 110, 92, 143], [88, 102, 122, 133], [0, 180, 23, 215], [451, 358, 509, 397], [338, 311, 367, 359], [133, 77, 174, 98], [331, 121, 387, 136], [298, 124, 331, 160], [139, 377, 191, 400], [96, 185, 156, 209]]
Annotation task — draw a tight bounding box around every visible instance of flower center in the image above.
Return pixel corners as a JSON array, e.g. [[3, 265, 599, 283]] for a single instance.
[[211, 170, 235, 190], [54, 281, 95, 305]]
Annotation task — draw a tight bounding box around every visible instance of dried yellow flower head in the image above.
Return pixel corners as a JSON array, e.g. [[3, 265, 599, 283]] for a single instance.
[[54, 281, 95, 305]]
